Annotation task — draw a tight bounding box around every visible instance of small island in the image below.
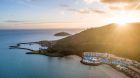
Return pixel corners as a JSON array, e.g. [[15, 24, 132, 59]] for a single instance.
[[54, 32, 71, 36]]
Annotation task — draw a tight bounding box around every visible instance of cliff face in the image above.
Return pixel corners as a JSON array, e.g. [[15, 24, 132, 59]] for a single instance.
[[47, 23, 140, 61]]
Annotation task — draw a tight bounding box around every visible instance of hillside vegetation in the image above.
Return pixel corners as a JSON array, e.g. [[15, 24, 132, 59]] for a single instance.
[[47, 23, 140, 61]]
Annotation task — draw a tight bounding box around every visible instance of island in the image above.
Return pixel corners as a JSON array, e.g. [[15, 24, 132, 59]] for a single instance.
[[9, 23, 140, 78], [10, 23, 140, 61], [54, 32, 71, 36]]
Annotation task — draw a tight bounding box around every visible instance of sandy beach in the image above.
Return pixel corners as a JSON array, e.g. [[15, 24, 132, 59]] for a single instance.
[[86, 64, 129, 78]]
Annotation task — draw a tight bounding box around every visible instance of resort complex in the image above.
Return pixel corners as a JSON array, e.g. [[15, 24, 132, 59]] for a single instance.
[[81, 52, 140, 78]]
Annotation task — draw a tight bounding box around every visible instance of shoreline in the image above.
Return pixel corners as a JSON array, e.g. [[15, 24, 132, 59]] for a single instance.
[[9, 41, 65, 57], [9, 41, 140, 78]]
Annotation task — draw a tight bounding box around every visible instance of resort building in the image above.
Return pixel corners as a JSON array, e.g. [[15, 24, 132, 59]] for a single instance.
[[82, 52, 140, 78], [82, 52, 127, 66]]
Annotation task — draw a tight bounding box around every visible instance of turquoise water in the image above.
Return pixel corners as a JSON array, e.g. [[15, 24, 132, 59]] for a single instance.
[[0, 29, 91, 78], [0, 29, 126, 78]]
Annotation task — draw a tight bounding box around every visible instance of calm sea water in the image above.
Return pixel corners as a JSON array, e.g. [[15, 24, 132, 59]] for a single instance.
[[0, 29, 127, 78]]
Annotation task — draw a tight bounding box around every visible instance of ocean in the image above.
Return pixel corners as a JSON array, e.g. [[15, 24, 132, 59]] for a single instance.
[[0, 29, 128, 78]]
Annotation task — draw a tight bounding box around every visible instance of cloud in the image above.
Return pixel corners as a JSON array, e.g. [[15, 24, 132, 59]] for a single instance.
[[125, 2, 140, 10], [100, 0, 140, 11], [101, 0, 139, 3], [22, 0, 45, 3], [68, 8, 89, 14], [68, 8, 105, 14], [4, 20, 25, 23], [91, 9, 106, 13], [78, 9, 91, 14], [82, 0, 97, 4], [59, 4, 70, 8], [80, 0, 139, 4], [107, 2, 140, 10], [79, 0, 140, 10], [109, 6, 121, 10], [67, 8, 79, 12]]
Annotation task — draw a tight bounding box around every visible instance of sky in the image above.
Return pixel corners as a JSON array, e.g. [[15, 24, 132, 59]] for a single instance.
[[0, 0, 140, 29]]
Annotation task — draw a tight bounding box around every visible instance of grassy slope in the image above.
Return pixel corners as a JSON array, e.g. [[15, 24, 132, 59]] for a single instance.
[[47, 23, 140, 61]]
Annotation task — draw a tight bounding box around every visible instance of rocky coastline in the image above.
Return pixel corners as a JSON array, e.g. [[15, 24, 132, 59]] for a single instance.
[[9, 40, 65, 57]]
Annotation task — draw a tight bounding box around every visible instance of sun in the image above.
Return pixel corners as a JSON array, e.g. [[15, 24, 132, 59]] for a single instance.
[[108, 11, 136, 26], [112, 16, 131, 25]]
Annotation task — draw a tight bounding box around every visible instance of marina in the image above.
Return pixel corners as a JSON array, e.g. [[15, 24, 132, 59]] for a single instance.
[[81, 52, 140, 78]]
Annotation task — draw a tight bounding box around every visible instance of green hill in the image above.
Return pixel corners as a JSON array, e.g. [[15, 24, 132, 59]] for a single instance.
[[47, 23, 140, 61]]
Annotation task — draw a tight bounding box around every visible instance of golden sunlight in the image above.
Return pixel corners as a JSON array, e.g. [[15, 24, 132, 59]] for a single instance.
[[111, 15, 134, 25], [108, 11, 137, 26]]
